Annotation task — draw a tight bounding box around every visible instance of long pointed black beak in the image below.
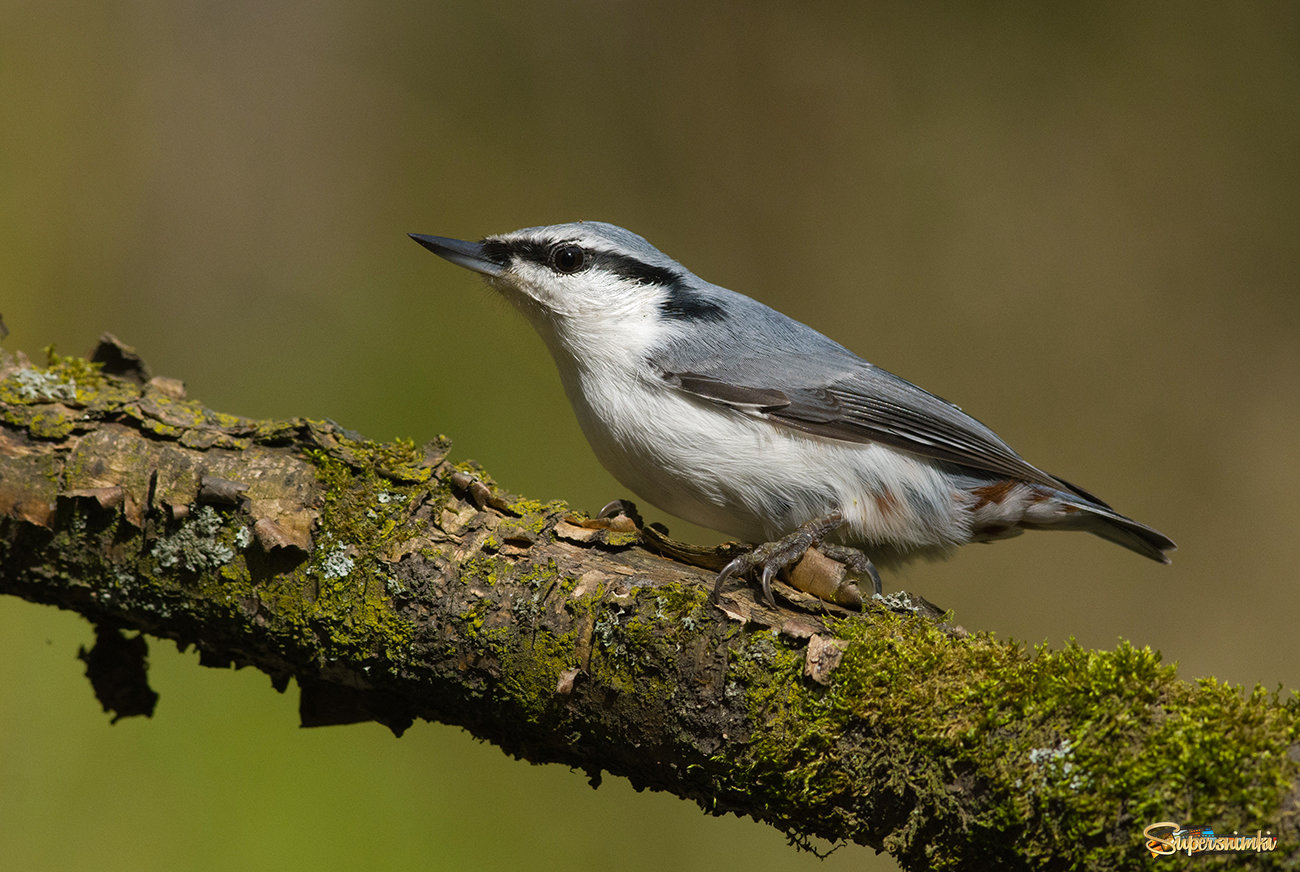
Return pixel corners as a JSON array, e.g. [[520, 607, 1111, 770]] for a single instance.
[[408, 233, 505, 277]]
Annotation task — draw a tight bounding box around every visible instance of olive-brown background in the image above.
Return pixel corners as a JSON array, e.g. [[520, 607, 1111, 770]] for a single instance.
[[3, 4, 1297, 870]]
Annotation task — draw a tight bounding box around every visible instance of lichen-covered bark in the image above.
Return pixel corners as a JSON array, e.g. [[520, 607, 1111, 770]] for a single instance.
[[2, 337, 1299, 871]]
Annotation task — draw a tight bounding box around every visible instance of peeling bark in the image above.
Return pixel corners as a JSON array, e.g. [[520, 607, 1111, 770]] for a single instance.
[[2, 336, 1298, 871]]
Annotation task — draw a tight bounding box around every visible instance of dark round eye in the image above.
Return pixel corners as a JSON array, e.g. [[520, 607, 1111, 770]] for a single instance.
[[549, 243, 586, 274]]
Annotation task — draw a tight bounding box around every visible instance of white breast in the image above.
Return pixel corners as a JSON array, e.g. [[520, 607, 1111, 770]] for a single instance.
[[512, 277, 979, 562], [560, 359, 977, 560]]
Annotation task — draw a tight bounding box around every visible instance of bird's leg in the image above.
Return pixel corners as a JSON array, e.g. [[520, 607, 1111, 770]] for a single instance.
[[712, 511, 855, 606]]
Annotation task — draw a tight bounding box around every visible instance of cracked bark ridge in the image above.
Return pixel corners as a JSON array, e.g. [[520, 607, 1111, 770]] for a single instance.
[[2, 336, 1299, 872]]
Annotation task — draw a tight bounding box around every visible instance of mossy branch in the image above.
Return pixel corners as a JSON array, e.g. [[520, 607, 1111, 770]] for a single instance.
[[1, 336, 1297, 871]]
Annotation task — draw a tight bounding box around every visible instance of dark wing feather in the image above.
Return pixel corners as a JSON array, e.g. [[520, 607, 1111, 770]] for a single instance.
[[646, 286, 1172, 558], [662, 362, 1072, 493], [646, 285, 1100, 499]]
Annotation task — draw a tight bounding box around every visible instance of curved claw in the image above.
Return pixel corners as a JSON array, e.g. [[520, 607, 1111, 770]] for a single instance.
[[597, 499, 643, 527], [711, 555, 748, 603], [863, 562, 883, 597], [597, 500, 627, 518], [820, 543, 885, 596], [758, 563, 778, 607]]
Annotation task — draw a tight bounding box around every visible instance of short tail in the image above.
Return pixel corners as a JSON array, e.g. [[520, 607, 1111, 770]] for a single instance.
[[1079, 509, 1176, 564], [1046, 477, 1175, 564]]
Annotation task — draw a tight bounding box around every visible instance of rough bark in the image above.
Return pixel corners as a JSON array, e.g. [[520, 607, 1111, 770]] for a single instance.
[[1, 336, 1298, 871]]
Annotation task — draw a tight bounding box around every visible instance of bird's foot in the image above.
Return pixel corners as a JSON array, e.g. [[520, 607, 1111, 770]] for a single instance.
[[711, 511, 880, 607], [597, 502, 883, 608], [817, 542, 883, 596]]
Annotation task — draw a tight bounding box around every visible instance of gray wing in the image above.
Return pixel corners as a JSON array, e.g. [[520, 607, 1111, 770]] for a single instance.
[[650, 295, 1098, 501]]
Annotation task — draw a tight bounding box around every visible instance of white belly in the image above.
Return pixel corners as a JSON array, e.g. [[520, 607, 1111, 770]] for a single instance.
[[563, 366, 976, 558]]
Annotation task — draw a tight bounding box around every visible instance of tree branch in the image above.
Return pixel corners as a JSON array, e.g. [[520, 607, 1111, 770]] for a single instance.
[[1, 336, 1297, 870]]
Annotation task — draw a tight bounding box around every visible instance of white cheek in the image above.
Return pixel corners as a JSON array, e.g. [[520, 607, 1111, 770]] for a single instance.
[[506, 271, 665, 366]]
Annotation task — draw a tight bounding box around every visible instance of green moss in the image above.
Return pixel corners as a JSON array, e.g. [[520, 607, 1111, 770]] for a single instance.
[[25, 407, 77, 439], [118, 389, 254, 449], [280, 440, 442, 663], [507, 497, 552, 516], [515, 560, 559, 591], [444, 554, 590, 724], [648, 582, 709, 619], [0, 350, 265, 451], [715, 611, 1299, 866], [0, 350, 281, 449], [483, 622, 582, 724], [25, 393, 541, 686], [247, 418, 306, 445], [458, 596, 493, 636], [363, 436, 433, 484], [0, 351, 137, 436], [458, 552, 509, 587], [30, 347, 114, 403], [507, 497, 568, 535], [563, 583, 680, 704], [145, 394, 208, 428]]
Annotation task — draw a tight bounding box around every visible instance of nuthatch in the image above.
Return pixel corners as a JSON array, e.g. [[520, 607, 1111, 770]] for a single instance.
[[411, 222, 1174, 604]]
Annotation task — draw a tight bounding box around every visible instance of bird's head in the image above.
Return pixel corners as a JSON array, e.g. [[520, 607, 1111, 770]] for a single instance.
[[410, 221, 726, 360]]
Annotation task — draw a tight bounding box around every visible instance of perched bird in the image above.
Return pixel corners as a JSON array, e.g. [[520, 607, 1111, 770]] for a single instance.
[[410, 222, 1174, 604]]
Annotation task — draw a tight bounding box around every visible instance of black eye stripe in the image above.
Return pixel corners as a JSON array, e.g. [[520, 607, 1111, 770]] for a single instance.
[[481, 238, 546, 266], [480, 237, 726, 322], [594, 252, 682, 288], [486, 239, 680, 284]]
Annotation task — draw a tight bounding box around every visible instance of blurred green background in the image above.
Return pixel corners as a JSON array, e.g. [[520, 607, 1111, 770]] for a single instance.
[[2, 3, 1298, 870]]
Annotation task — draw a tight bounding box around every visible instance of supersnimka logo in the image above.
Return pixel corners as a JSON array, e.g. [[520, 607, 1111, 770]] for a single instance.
[[1143, 821, 1278, 858]]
